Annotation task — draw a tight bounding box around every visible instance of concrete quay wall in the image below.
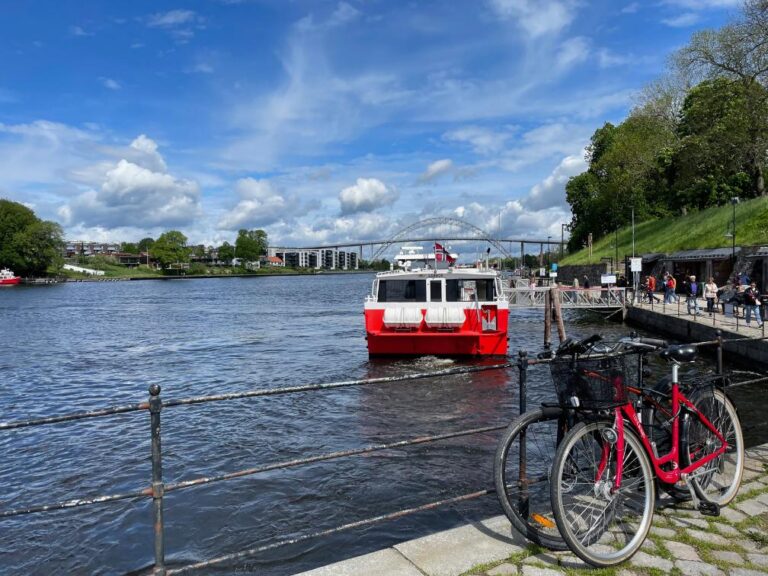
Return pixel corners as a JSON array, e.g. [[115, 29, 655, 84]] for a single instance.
[[626, 305, 768, 369]]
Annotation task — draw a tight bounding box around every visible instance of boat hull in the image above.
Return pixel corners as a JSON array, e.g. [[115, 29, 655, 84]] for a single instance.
[[0, 277, 20, 285], [364, 307, 509, 357]]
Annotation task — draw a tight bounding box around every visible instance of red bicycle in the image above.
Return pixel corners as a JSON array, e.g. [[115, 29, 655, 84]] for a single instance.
[[549, 337, 744, 567]]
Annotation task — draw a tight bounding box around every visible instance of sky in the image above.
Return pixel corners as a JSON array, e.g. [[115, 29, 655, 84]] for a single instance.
[[0, 0, 740, 252]]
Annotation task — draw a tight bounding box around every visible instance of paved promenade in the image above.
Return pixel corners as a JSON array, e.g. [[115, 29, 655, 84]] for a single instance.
[[297, 444, 768, 576]]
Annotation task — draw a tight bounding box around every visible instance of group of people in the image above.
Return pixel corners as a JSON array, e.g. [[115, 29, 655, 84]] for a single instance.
[[641, 273, 764, 327]]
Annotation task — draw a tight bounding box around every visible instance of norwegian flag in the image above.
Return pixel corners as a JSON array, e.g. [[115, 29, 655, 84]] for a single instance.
[[434, 242, 456, 264]]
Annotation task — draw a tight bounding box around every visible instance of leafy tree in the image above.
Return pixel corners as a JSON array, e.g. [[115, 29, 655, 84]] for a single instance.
[[235, 229, 268, 262], [0, 199, 64, 276], [668, 78, 767, 210], [152, 230, 190, 269], [675, 1, 768, 195], [121, 242, 139, 254], [138, 237, 155, 252], [218, 241, 235, 263]]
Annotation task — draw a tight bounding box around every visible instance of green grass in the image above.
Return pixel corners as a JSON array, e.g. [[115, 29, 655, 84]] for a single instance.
[[561, 196, 768, 265]]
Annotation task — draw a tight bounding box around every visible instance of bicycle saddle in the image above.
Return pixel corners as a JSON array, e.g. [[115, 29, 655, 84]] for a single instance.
[[659, 345, 697, 363]]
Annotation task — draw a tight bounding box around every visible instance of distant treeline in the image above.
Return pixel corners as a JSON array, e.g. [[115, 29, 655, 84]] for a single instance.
[[567, 0, 768, 252]]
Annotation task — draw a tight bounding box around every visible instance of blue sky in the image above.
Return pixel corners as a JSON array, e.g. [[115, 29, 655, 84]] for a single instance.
[[0, 0, 739, 249]]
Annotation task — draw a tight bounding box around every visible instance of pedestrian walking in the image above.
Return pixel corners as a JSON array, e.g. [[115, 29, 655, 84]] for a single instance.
[[744, 282, 763, 327], [704, 277, 718, 316], [685, 275, 701, 315], [646, 275, 658, 303]]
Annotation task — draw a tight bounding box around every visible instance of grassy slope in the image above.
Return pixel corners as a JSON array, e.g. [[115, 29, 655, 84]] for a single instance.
[[560, 196, 768, 265]]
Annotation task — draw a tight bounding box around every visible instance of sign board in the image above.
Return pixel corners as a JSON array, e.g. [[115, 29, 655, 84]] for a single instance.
[[549, 271, 558, 278], [629, 257, 642, 272], [601, 274, 617, 285], [551, 263, 558, 271], [539, 267, 546, 277]]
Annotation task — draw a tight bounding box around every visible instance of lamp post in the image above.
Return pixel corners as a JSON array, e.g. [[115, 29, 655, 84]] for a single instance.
[[547, 235, 551, 266], [730, 197, 739, 262], [560, 223, 568, 259]]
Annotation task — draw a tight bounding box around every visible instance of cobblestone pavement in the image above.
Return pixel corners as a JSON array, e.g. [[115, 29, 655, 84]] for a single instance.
[[468, 445, 768, 576]]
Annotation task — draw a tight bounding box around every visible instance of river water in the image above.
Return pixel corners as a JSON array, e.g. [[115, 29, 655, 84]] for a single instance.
[[1, 274, 766, 575]]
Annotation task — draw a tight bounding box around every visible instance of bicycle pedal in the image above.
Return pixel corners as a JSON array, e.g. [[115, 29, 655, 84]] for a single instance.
[[698, 501, 720, 517]]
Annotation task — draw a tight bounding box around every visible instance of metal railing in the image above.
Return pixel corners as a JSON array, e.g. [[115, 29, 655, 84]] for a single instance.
[[4, 331, 768, 574], [504, 286, 627, 309], [0, 362, 514, 575], [631, 294, 767, 338]]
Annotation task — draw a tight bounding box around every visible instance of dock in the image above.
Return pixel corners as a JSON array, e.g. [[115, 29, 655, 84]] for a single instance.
[[296, 444, 768, 576]]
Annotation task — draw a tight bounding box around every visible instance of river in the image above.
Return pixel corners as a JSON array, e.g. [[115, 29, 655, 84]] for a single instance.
[[1, 274, 766, 575]]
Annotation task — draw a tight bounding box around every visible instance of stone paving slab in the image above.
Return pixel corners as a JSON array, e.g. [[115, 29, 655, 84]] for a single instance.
[[292, 548, 424, 576], [294, 446, 768, 576]]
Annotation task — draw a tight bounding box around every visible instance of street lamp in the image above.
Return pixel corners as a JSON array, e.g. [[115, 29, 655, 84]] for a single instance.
[[547, 235, 551, 266], [730, 197, 739, 262], [560, 223, 569, 259]]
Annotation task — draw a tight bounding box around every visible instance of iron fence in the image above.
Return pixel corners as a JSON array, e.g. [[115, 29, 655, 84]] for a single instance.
[[3, 331, 768, 574]]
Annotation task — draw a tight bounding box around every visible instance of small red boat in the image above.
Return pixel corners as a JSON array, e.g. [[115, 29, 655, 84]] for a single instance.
[[0, 268, 21, 285], [364, 245, 509, 357]]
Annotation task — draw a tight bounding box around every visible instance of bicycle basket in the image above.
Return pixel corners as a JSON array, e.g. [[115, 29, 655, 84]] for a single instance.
[[550, 352, 637, 410]]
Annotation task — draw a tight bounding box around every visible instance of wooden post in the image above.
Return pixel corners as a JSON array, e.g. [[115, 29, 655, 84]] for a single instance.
[[544, 289, 552, 350], [551, 285, 566, 344]]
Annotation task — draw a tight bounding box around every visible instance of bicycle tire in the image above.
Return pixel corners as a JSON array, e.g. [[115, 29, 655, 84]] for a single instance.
[[550, 420, 655, 567], [682, 387, 744, 506], [493, 406, 568, 550]]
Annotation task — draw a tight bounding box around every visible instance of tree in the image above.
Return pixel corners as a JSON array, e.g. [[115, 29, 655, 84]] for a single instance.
[[138, 237, 155, 252], [121, 242, 139, 254], [152, 230, 190, 270], [675, 1, 768, 195], [218, 241, 235, 263], [0, 199, 64, 276], [235, 229, 268, 262], [668, 78, 766, 210]]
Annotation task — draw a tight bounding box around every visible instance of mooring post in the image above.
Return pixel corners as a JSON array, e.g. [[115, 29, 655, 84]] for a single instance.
[[543, 290, 552, 351], [517, 350, 528, 488], [716, 329, 723, 375], [149, 384, 166, 576]]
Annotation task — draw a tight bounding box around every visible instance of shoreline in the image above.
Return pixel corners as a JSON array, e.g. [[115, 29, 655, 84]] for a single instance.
[[25, 269, 375, 284]]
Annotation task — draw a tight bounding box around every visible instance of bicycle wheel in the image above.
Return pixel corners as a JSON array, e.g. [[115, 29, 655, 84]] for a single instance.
[[550, 420, 655, 567], [493, 406, 568, 550], [683, 387, 744, 506]]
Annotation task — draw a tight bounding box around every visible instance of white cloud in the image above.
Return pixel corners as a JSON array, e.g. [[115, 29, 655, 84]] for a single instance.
[[621, 3, 640, 13], [218, 178, 287, 229], [146, 9, 203, 42], [328, 2, 361, 27], [69, 25, 93, 37], [147, 10, 198, 28], [662, 12, 700, 27], [662, 0, 740, 8], [443, 126, 513, 155], [338, 177, 398, 214], [524, 152, 586, 210], [63, 136, 201, 229], [487, 0, 576, 37], [419, 159, 454, 183], [557, 37, 590, 70], [100, 77, 121, 90]]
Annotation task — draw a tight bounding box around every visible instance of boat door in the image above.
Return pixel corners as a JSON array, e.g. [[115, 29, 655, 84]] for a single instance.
[[427, 278, 444, 302]]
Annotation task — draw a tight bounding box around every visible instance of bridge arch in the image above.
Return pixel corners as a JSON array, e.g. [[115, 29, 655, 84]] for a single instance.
[[371, 217, 513, 261]]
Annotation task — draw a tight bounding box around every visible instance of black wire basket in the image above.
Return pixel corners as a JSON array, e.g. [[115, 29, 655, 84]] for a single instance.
[[550, 352, 640, 410]]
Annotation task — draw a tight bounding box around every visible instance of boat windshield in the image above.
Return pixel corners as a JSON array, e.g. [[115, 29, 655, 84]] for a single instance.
[[376, 278, 496, 302]]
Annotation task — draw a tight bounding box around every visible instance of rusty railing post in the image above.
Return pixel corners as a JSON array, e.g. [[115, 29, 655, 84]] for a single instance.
[[149, 384, 166, 576], [716, 329, 723, 375], [517, 350, 528, 488]]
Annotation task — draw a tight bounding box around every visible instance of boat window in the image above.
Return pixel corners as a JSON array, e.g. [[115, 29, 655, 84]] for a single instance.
[[378, 279, 427, 302], [445, 279, 496, 302], [429, 280, 442, 302]]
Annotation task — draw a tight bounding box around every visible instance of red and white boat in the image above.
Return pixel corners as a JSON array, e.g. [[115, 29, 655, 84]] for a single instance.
[[364, 244, 509, 357], [0, 268, 20, 285]]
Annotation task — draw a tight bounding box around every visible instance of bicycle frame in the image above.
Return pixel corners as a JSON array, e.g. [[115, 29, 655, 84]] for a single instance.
[[597, 366, 727, 491]]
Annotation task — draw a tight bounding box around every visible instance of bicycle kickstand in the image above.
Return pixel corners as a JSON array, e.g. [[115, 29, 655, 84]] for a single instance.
[[681, 473, 720, 517]]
